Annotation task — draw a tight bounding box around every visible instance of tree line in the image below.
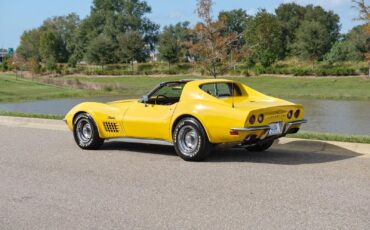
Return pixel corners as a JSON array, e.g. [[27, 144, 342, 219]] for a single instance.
[[13, 0, 370, 76]]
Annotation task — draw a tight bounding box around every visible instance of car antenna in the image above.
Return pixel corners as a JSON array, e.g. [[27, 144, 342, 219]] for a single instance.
[[232, 83, 235, 109]]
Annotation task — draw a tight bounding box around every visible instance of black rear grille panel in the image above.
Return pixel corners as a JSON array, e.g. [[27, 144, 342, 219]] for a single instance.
[[103, 122, 119, 133]]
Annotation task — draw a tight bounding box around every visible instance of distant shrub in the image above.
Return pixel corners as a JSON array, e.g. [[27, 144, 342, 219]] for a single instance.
[[291, 67, 312, 76], [359, 67, 369, 75], [314, 67, 356, 76], [137, 63, 155, 72]]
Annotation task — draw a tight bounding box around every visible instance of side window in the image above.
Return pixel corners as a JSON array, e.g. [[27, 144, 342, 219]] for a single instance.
[[200, 83, 241, 98], [217, 83, 233, 97], [200, 84, 217, 97]]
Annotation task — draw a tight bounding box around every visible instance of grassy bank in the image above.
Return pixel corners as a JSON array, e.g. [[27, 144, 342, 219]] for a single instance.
[[0, 74, 117, 102], [66, 75, 370, 101], [1, 73, 370, 102], [0, 111, 64, 120], [289, 131, 370, 144]]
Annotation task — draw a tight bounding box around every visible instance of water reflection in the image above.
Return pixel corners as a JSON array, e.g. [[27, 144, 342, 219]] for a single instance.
[[291, 99, 370, 135], [0, 96, 126, 115]]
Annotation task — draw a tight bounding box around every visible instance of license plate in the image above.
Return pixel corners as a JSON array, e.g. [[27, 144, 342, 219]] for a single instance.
[[268, 122, 284, 136]]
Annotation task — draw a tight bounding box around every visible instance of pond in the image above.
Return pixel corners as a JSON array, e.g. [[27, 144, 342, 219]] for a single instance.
[[0, 97, 369, 136]]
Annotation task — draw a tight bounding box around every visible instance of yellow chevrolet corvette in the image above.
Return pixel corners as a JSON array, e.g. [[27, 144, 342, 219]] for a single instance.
[[64, 79, 306, 161]]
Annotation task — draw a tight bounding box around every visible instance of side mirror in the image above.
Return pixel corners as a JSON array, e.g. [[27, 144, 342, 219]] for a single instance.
[[141, 95, 149, 104]]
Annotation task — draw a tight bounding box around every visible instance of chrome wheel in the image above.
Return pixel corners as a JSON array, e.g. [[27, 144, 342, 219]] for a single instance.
[[73, 113, 104, 150], [76, 119, 92, 143], [177, 125, 200, 156]]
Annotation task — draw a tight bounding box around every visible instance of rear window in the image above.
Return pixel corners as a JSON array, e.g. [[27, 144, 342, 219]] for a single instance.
[[200, 83, 242, 98]]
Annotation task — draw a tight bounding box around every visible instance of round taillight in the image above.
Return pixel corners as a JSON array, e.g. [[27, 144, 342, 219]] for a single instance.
[[258, 114, 264, 123], [249, 115, 256, 125], [287, 110, 293, 119], [294, 110, 300, 118]]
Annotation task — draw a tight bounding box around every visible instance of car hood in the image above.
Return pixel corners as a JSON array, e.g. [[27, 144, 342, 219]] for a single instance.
[[107, 99, 138, 108]]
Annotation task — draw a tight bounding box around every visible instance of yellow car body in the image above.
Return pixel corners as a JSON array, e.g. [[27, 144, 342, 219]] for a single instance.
[[65, 79, 306, 147]]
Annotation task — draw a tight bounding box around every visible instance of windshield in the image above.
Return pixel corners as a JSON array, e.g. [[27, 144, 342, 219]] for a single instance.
[[146, 82, 187, 105]]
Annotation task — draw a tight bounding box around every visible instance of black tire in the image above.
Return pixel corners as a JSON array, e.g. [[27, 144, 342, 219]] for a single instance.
[[246, 139, 274, 152], [173, 117, 212, 161], [73, 113, 104, 150]]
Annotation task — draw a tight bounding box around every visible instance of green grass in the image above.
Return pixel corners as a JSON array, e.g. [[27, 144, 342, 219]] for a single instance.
[[2, 73, 370, 102], [65, 75, 370, 101], [0, 111, 64, 120], [289, 131, 370, 144], [0, 74, 116, 102], [236, 76, 370, 101]]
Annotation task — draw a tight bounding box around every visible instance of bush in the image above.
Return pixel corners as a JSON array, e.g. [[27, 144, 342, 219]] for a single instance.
[[137, 63, 155, 72], [359, 67, 369, 75], [105, 64, 130, 71], [176, 63, 193, 71], [314, 67, 356, 76], [291, 67, 312, 76]]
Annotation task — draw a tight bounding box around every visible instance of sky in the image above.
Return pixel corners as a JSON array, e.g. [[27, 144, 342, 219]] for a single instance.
[[0, 0, 363, 49]]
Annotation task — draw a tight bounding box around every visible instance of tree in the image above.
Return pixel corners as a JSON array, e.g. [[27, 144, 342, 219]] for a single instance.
[[158, 22, 190, 70], [325, 26, 369, 63], [292, 21, 330, 68], [117, 31, 147, 70], [353, 0, 370, 76], [17, 13, 80, 69], [244, 10, 282, 67], [39, 31, 59, 70], [275, 3, 306, 58], [304, 5, 340, 46], [77, 0, 159, 64], [86, 34, 117, 66], [17, 29, 42, 61], [276, 3, 340, 58], [188, 0, 246, 78], [40, 13, 80, 63], [218, 9, 249, 48]]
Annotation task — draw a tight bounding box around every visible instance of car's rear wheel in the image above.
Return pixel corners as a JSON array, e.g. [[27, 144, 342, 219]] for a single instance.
[[173, 117, 212, 161], [73, 113, 104, 150], [246, 139, 274, 152]]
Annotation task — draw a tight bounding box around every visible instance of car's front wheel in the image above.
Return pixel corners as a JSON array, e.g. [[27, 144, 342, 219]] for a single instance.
[[246, 139, 274, 152], [73, 113, 104, 150], [173, 117, 212, 161]]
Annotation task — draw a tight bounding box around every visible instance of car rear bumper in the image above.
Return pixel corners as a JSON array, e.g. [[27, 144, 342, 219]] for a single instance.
[[231, 119, 307, 132], [229, 119, 307, 147]]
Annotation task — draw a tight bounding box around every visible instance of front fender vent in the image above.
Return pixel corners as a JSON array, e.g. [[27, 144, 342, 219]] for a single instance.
[[103, 122, 120, 133]]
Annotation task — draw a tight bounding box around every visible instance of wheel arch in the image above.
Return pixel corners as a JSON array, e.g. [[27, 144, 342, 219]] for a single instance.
[[171, 114, 212, 142], [72, 111, 103, 138]]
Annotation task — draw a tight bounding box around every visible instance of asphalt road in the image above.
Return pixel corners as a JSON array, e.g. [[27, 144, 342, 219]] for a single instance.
[[1, 125, 370, 230]]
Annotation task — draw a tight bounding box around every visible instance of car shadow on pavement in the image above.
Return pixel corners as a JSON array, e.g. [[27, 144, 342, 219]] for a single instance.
[[102, 141, 177, 157], [102, 140, 363, 165], [208, 140, 363, 165]]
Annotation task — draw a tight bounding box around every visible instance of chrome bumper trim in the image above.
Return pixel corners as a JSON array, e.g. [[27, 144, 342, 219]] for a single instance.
[[287, 119, 308, 125], [284, 119, 307, 132], [231, 119, 307, 132], [231, 126, 271, 132]]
